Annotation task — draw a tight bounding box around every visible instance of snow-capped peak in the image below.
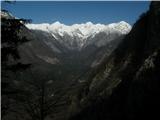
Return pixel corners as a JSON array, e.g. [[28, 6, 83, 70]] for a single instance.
[[1, 10, 15, 19], [26, 21, 131, 37], [26, 21, 131, 50]]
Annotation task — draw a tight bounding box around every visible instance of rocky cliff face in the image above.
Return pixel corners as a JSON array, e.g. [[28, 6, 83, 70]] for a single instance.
[[70, 2, 160, 120]]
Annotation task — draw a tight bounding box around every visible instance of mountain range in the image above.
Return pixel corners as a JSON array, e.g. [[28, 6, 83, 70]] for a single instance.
[[16, 19, 131, 84], [26, 21, 131, 50]]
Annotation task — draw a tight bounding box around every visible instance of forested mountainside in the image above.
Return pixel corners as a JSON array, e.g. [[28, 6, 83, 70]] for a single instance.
[[69, 2, 160, 120]]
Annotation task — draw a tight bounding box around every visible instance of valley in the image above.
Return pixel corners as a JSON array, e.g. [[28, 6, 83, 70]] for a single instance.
[[1, 1, 160, 120]]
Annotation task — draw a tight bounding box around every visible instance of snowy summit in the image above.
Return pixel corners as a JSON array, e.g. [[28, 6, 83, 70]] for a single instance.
[[26, 21, 131, 50]]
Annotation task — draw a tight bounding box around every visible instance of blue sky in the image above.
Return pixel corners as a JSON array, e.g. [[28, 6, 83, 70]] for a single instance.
[[1, 1, 150, 25]]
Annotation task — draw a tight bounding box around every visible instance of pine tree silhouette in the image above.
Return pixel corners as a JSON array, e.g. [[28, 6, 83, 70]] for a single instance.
[[1, 9, 32, 118]]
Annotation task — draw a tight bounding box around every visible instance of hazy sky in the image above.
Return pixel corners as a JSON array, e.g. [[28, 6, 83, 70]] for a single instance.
[[1, 1, 150, 25]]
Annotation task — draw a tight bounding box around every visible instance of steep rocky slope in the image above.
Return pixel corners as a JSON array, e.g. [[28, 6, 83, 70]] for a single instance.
[[69, 2, 160, 120]]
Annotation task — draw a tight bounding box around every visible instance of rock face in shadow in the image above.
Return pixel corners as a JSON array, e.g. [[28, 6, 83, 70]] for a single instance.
[[69, 2, 160, 120]]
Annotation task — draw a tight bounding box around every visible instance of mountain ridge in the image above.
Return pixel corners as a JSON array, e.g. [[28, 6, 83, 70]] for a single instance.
[[26, 21, 131, 50]]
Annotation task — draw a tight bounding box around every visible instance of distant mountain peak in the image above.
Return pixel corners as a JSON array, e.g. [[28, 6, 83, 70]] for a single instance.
[[26, 21, 131, 50], [0, 10, 15, 19], [26, 21, 131, 36]]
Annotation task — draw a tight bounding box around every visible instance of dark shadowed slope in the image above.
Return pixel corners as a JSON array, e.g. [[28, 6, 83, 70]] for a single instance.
[[69, 2, 160, 120]]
